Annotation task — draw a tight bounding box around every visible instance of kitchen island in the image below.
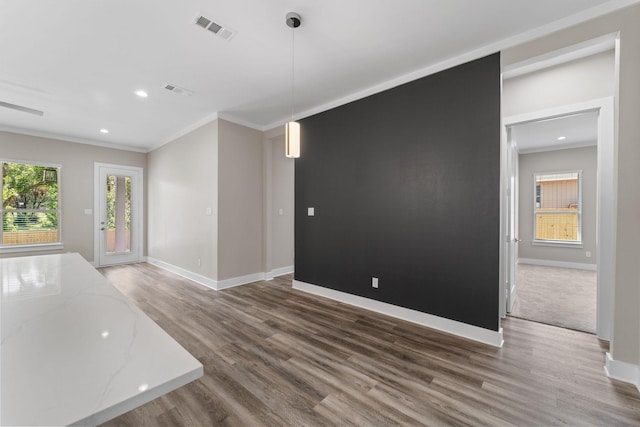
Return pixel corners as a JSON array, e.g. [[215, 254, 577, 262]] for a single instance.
[[1, 253, 203, 426]]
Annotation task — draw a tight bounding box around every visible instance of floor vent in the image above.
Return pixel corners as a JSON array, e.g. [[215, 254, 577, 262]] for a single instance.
[[194, 14, 235, 41], [163, 83, 194, 97]]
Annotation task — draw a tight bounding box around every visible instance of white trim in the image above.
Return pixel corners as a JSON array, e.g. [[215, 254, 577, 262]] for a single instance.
[[145, 257, 282, 291], [504, 100, 603, 127], [0, 157, 62, 168], [0, 243, 63, 254], [216, 272, 265, 290], [146, 257, 218, 290], [498, 86, 507, 319], [264, 3, 638, 132], [518, 140, 597, 155], [532, 169, 583, 246], [0, 125, 147, 153], [5, 3, 634, 152], [93, 163, 144, 267], [293, 280, 504, 348], [151, 112, 218, 151], [217, 113, 264, 132], [149, 113, 266, 152], [531, 240, 584, 248], [502, 33, 617, 80], [605, 353, 640, 392], [518, 258, 596, 271], [1, 159, 63, 250], [265, 265, 294, 280], [502, 96, 615, 341]]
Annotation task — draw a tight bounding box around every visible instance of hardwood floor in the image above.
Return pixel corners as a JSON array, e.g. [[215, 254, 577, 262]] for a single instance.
[[99, 263, 640, 426]]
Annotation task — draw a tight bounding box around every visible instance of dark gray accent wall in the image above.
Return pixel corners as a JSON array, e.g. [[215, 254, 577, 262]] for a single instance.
[[295, 53, 501, 331]]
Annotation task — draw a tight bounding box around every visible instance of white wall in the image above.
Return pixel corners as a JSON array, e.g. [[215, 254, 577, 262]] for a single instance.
[[147, 119, 294, 284], [270, 135, 294, 270], [147, 121, 218, 279], [518, 146, 597, 265], [502, 3, 640, 372], [217, 119, 263, 280], [262, 128, 295, 276], [0, 131, 147, 263], [503, 50, 614, 117]]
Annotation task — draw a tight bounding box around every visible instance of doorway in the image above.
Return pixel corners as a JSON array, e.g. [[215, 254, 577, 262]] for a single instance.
[[501, 98, 614, 340], [94, 163, 143, 266]]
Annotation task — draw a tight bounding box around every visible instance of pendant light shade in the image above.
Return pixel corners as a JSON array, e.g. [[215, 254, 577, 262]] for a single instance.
[[285, 12, 302, 158], [285, 121, 300, 158]]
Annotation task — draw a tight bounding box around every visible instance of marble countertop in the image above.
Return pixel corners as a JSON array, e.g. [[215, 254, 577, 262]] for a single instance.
[[1, 253, 203, 426]]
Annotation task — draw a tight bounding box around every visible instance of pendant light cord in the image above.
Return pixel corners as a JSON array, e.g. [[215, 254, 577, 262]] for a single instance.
[[290, 25, 295, 122]]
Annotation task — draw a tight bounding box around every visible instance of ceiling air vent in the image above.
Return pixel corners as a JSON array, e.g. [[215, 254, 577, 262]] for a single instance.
[[163, 83, 194, 97], [194, 14, 236, 41]]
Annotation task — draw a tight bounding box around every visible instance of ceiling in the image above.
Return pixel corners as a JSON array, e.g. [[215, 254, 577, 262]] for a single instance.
[[0, 0, 636, 152], [510, 112, 599, 153]]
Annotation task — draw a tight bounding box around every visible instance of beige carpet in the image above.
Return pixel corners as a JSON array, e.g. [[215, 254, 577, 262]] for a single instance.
[[510, 263, 596, 333]]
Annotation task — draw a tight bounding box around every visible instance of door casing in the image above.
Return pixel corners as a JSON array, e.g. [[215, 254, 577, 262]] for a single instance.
[[500, 97, 615, 341], [93, 163, 144, 267]]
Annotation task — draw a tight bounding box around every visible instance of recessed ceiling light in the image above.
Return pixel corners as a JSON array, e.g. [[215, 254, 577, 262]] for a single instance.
[[557, 136, 567, 140], [100, 128, 109, 134], [135, 90, 148, 98]]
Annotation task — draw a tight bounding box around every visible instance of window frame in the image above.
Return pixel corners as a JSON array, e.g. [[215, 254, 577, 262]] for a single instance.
[[532, 169, 583, 248], [1, 159, 63, 253]]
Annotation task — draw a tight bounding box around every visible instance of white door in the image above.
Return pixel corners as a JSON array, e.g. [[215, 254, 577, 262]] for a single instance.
[[95, 163, 143, 266], [505, 131, 519, 313]]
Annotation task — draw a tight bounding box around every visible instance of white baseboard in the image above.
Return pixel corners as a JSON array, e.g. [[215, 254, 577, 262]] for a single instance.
[[265, 265, 294, 280], [292, 280, 504, 348], [216, 272, 266, 290], [605, 352, 640, 392], [518, 258, 597, 271], [146, 257, 219, 290], [145, 257, 293, 291]]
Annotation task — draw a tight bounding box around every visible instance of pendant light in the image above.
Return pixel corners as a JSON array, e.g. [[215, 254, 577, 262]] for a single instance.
[[285, 12, 301, 158]]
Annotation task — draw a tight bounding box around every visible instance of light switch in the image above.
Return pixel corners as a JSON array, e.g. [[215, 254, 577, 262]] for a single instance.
[[84, 209, 93, 215], [278, 208, 284, 216], [205, 207, 213, 216], [307, 207, 315, 216]]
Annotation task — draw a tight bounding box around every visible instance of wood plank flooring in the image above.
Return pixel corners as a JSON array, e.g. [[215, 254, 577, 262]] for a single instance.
[[99, 263, 640, 426]]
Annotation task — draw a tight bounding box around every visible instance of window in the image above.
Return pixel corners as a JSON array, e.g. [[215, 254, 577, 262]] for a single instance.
[[533, 171, 581, 244], [2, 161, 61, 248]]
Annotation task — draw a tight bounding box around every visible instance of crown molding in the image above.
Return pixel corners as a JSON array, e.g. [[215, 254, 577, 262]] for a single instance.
[[0, 125, 147, 153]]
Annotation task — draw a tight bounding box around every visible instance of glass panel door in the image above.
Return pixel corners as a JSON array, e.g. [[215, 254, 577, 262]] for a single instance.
[[106, 174, 131, 254], [96, 164, 142, 266]]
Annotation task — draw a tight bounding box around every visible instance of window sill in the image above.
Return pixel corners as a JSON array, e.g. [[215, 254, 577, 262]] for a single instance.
[[532, 240, 583, 249], [0, 243, 64, 254]]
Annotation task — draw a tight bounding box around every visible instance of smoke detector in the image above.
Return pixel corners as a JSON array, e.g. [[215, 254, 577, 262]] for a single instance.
[[194, 14, 236, 41]]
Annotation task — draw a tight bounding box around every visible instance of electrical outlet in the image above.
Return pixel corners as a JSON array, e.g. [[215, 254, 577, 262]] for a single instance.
[[586, 251, 592, 258], [197, 258, 201, 267], [372, 277, 379, 288]]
